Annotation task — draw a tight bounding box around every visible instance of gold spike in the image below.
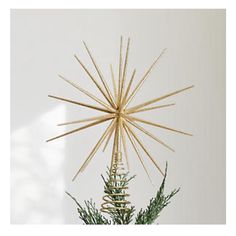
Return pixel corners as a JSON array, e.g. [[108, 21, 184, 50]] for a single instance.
[[58, 75, 114, 112], [121, 69, 136, 109], [110, 118, 119, 169], [126, 103, 175, 114], [125, 48, 167, 108], [123, 122, 151, 181], [125, 117, 175, 152], [117, 117, 122, 155], [118, 36, 123, 106], [120, 118, 130, 170], [124, 122, 164, 176], [83, 41, 116, 108], [110, 64, 118, 106], [72, 119, 117, 181], [74, 54, 114, 107], [48, 95, 112, 113], [128, 115, 192, 136], [102, 120, 116, 152], [58, 114, 115, 126], [46, 116, 113, 143], [127, 85, 194, 113], [119, 38, 130, 106]]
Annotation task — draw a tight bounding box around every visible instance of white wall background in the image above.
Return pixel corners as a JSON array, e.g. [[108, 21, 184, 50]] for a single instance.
[[11, 9, 225, 224]]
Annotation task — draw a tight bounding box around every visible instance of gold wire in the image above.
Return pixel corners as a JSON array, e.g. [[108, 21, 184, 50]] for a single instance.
[[101, 139, 131, 213]]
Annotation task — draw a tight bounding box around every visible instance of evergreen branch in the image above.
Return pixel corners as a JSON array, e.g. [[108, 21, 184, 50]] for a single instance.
[[135, 163, 180, 224], [66, 163, 179, 224], [65, 191, 111, 224]]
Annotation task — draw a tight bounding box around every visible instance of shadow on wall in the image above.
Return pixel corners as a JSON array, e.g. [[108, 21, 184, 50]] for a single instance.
[[11, 105, 66, 224]]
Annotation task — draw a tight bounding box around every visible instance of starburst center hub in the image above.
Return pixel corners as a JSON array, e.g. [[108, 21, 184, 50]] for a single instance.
[[115, 107, 125, 119]]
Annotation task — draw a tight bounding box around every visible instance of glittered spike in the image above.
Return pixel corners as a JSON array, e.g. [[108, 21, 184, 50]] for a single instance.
[[126, 103, 175, 114], [72, 119, 116, 180], [119, 38, 130, 106], [120, 118, 130, 170], [125, 117, 175, 152], [74, 54, 113, 107], [127, 85, 194, 113], [58, 75, 114, 112], [48, 95, 112, 113], [123, 122, 151, 181], [124, 121, 164, 176], [110, 64, 118, 105], [58, 114, 115, 126], [83, 41, 116, 108], [129, 115, 192, 136], [46, 116, 113, 143], [121, 69, 136, 109], [125, 48, 167, 108]]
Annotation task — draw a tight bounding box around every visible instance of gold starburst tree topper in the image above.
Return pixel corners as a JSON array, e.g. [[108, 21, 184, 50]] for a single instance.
[[47, 37, 193, 184]]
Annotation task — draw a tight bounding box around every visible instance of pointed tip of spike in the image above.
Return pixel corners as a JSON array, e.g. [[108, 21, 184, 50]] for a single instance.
[[58, 74, 64, 79]]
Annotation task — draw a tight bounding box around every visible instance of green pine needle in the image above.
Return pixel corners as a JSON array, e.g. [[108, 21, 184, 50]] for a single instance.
[[135, 163, 180, 224], [66, 162, 179, 224], [65, 191, 111, 224]]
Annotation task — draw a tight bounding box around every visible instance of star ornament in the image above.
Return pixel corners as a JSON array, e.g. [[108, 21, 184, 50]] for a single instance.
[[46, 37, 194, 181]]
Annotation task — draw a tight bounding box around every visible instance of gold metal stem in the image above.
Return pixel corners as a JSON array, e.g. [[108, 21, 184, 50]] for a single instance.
[[125, 48, 167, 108], [58, 75, 114, 112], [83, 41, 116, 108], [72, 118, 117, 180], [46, 116, 113, 143], [124, 121, 164, 176], [126, 85, 194, 113], [48, 95, 112, 113]]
